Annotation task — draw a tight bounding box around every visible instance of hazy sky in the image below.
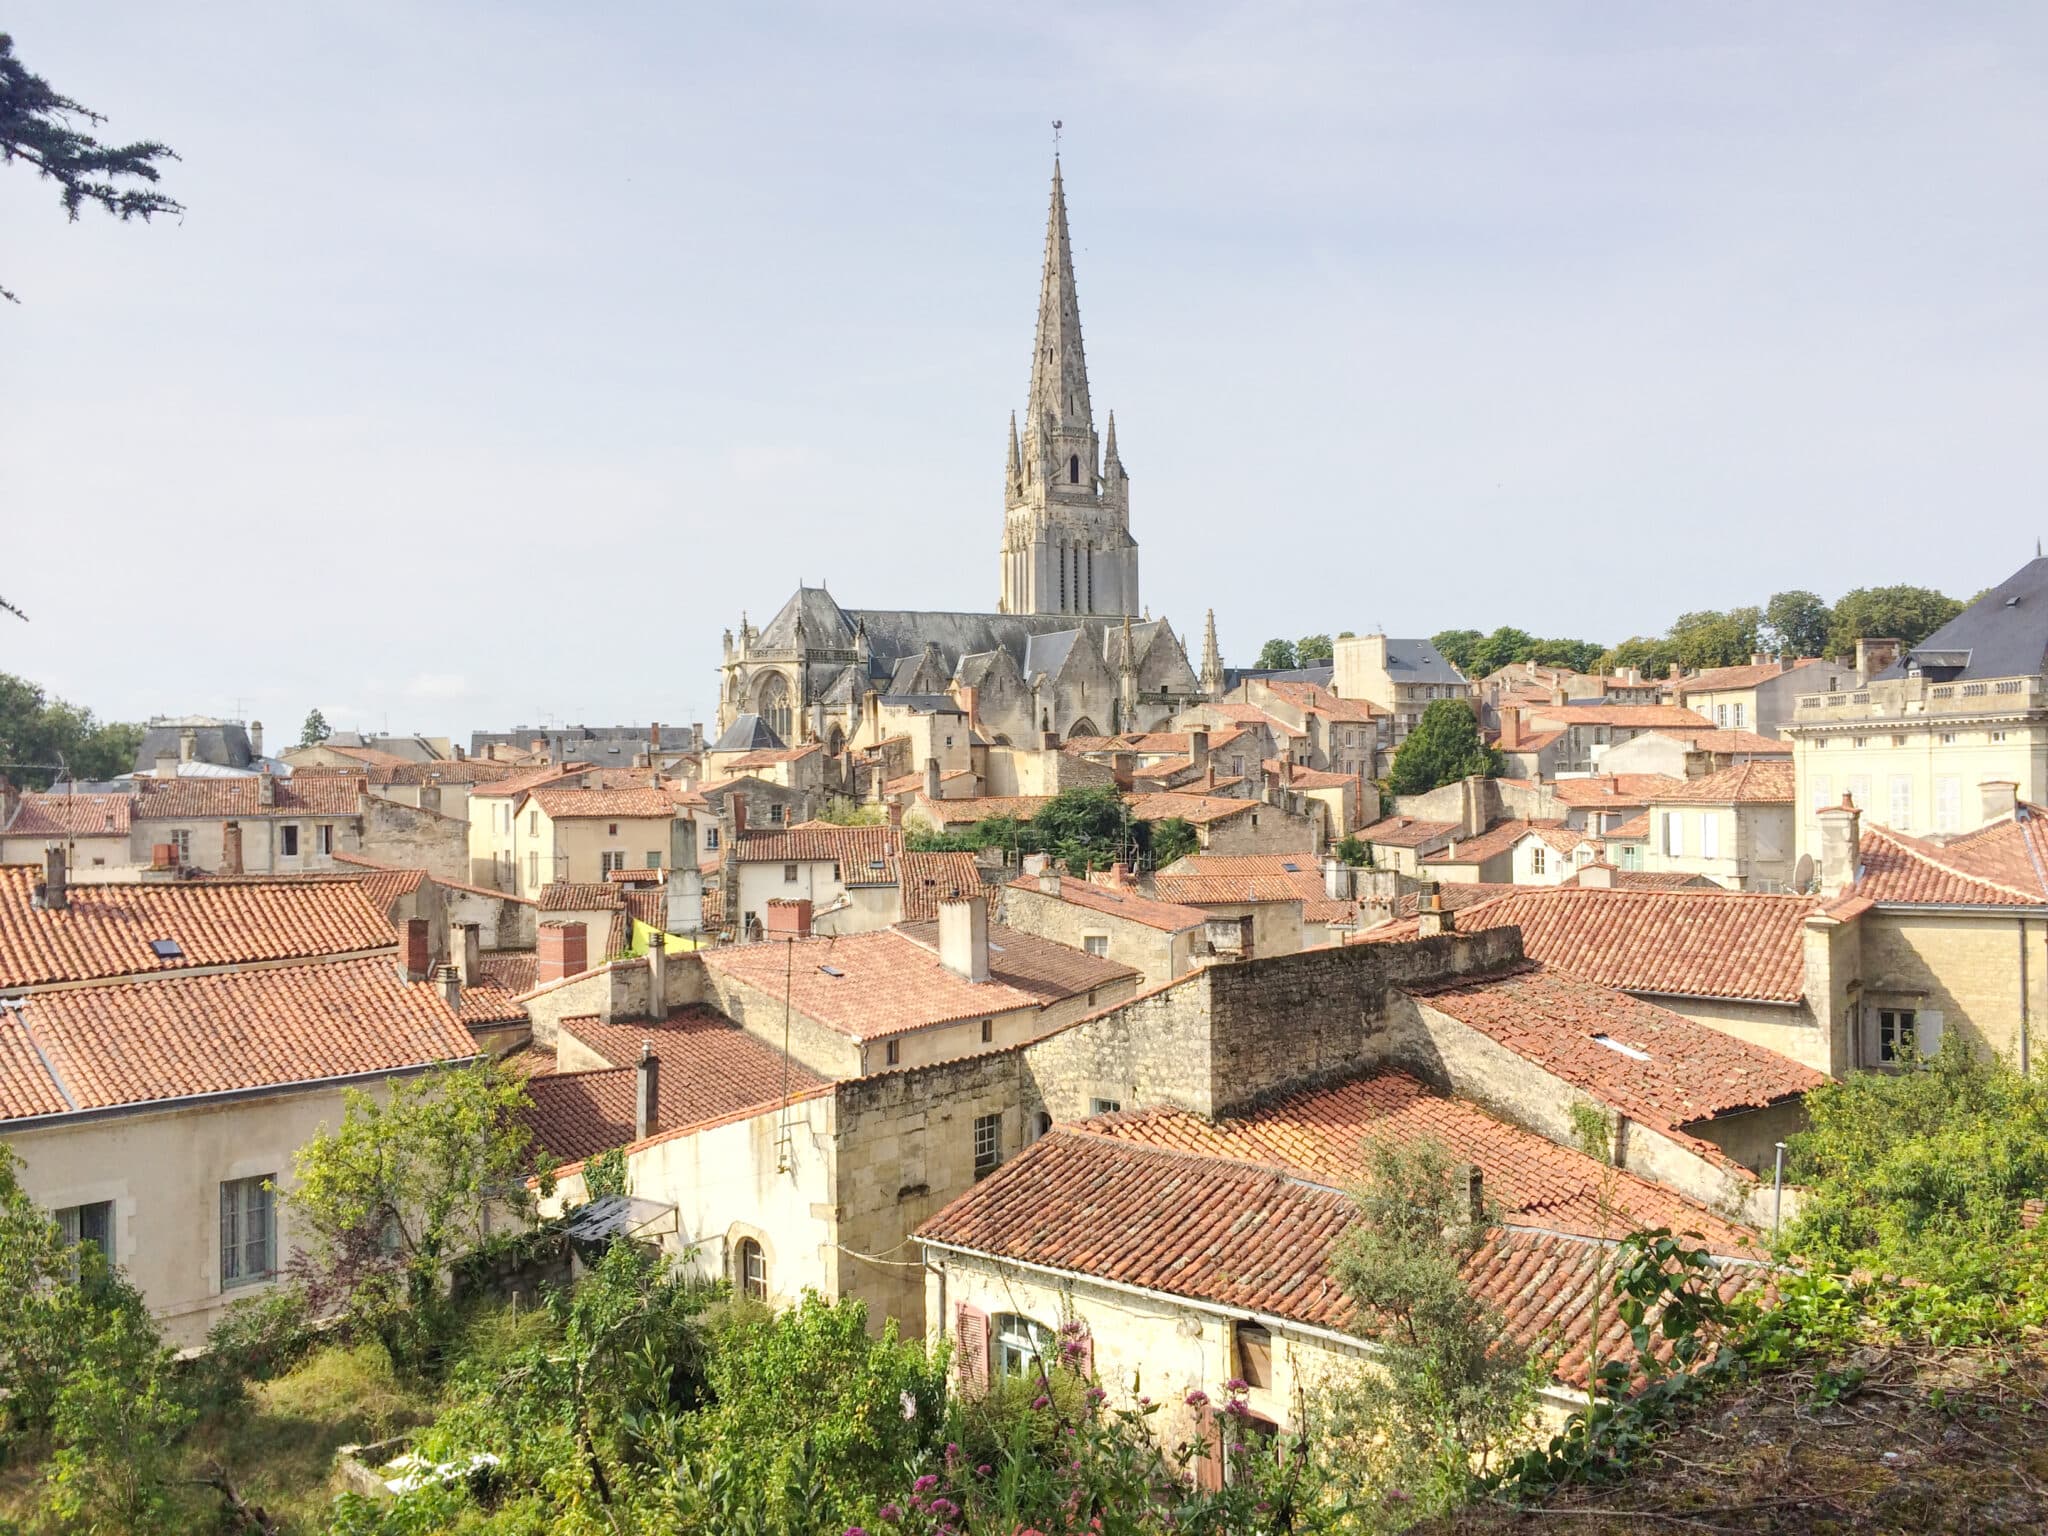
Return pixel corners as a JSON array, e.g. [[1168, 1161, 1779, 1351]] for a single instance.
[[5, 3, 2046, 741]]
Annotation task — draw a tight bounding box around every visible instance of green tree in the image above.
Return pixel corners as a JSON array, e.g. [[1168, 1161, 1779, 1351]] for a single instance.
[[1030, 785, 1137, 873], [1317, 1139, 1545, 1515], [1, 32, 183, 304], [1761, 589, 1832, 658], [1826, 584, 1966, 657], [1529, 637, 1606, 674], [1667, 607, 1761, 670], [1296, 633, 1334, 666], [299, 707, 331, 747], [1144, 815, 1199, 870], [1254, 638, 1298, 671], [282, 1061, 537, 1371], [1334, 833, 1370, 867], [1602, 635, 1679, 680], [1468, 625, 1538, 678], [1388, 698, 1500, 797], [0, 671, 143, 788], [816, 795, 885, 825], [1430, 629, 1485, 675]]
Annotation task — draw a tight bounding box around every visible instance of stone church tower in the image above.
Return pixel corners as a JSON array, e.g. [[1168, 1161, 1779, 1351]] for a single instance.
[[999, 160, 1140, 618]]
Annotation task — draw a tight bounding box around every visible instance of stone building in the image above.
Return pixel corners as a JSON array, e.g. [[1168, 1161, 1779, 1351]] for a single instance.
[[715, 163, 1206, 752]]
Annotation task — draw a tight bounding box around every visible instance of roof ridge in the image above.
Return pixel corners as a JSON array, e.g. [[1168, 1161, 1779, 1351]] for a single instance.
[[1860, 821, 2048, 905]]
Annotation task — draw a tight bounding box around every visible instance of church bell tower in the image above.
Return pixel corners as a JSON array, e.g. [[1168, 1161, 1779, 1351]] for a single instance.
[[999, 160, 1140, 617]]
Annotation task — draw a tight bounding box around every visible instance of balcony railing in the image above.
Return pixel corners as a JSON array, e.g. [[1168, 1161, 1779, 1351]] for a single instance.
[[1794, 674, 2044, 720]]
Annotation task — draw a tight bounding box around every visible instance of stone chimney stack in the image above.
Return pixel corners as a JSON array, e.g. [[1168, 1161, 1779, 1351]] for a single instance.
[[764, 898, 813, 939], [645, 932, 668, 1011], [434, 963, 461, 1014], [636, 1043, 659, 1142], [1038, 866, 1063, 896], [924, 758, 942, 803], [155, 749, 179, 780], [1323, 856, 1352, 901], [179, 728, 197, 764], [249, 720, 264, 758], [1189, 728, 1209, 771], [1576, 861, 1616, 889], [36, 844, 67, 911], [1817, 796, 1863, 898], [1416, 884, 1454, 938], [455, 921, 483, 985], [257, 765, 276, 808], [1499, 706, 1521, 751], [730, 792, 747, 835], [221, 820, 244, 876], [938, 894, 991, 983], [1980, 780, 2020, 825]]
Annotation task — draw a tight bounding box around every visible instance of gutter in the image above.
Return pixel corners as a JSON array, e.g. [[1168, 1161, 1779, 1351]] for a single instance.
[[0, 1054, 480, 1133]]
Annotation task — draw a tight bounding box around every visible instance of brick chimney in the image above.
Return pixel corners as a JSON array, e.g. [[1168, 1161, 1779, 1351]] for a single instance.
[[764, 898, 813, 938], [1981, 780, 2020, 824], [434, 963, 461, 1014], [1499, 706, 1521, 751], [730, 792, 747, 835], [221, 820, 244, 876], [633, 1042, 659, 1142], [938, 894, 990, 982], [454, 921, 483, 985], [536, 920, 588, 985], [400, 917, 432, 981], [1817, 796, 1862, 898]]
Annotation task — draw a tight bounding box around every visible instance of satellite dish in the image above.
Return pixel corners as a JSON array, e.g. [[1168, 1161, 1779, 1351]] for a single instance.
[[1794, 854, 1814, 893]]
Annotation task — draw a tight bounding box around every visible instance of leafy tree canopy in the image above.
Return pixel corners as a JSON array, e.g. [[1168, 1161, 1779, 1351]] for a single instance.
[[1666, 606, 1762, 670], [1528, 637, 1606, 674], [1295, 633, 1334, 666], [906, 786, 1136, 872], [1761, 589, 1832, 658], [1431, 629, 1485, 675], [1254, 637, 1298, 671], [0, 32, 183, 303], [1602, 635, 1680, 680], [0, 671, 144, 787], [1334, 833, 1370, 867], [1145, 815, 1199, 870], [1827, 584, 1966, 657], [299, 707, 331, 747], [1388, 698, 1500, 797]]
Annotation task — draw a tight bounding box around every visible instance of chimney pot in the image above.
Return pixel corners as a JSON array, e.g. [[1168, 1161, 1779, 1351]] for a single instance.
[[434, 963, 461, 1014]]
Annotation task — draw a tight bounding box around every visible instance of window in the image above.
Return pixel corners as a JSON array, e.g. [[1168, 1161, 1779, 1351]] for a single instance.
[[1810, 775, 1832, 816], [885, 1039, 900, 1066], [1083, 934, 1109, 957], [704, 826, 720, 850], [1089, 1097, 1123, 1115], [1716, 704, 1727, 726], [1878, 1008, 1917, 1064], [278, 824, 299, 857], [769, 803, 787, 825], [1068, 454, 1080, 484], [1701, 813, 1719, 860], [1892, 735, 1908, 748], [980, 1019, 993, 1043], [1992, 730, 2010, 743], [1939, 733, 1958, 746], [316, 823, 333, 855], [527, 851, 539, 887], [607, 822, 619, 836], [736, 1237, 766, 1300], [149, 937, 184, 960], [1935, 777, 1961, 833], [57, 1201, 114, 1272], [1234, 1320, 1273, 1390], [168, 829, 192, 863], [647, 851, 662, 869], [1814, 737, 1828, 749], [1847, 776, 1871, 816], [783, 863, 799, 883], [1853, 737, 1868, 749], [973, 1112, 1002, 1179], [220, 1175, 275, 1289], [601, 851, 627, 873], [993, 1313, 1053, 1378], [1530, 844, 1546, 875], [1889, 776, 1912, 830], [529, 810, 538, 834], [1663, 812, 1683, 858], [1734, 703, 1745, 728]]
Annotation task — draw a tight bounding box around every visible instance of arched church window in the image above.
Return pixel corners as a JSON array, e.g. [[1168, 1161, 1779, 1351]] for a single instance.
[[756, 674, 793, 745], [1068, 455, 1080, 484]]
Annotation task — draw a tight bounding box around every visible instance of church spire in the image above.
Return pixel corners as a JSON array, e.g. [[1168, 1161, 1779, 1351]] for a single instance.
[[1103, 410, 1120, 477], [1028, 158, 1092, 440], [1200, 608, 1223, 695], [1007, 410, 1022, 485]]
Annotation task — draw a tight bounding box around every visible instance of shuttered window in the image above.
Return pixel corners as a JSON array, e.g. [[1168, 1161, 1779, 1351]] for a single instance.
[[220, 1175, 275, 1289]]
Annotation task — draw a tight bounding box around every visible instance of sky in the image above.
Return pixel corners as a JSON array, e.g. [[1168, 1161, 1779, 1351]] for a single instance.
[[5, 3, 2047, 742]]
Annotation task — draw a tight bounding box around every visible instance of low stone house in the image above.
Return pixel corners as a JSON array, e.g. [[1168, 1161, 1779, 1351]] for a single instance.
[[999, 871, 1212, 989]]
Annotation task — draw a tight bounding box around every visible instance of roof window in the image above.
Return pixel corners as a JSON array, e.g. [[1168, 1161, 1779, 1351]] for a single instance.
[[149, 938, 184, 960]]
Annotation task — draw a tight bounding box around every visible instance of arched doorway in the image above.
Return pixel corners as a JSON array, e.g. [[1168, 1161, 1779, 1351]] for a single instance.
[[755, 674, 793, 744]]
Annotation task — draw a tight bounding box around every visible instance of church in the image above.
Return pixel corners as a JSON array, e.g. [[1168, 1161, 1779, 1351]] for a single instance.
[[716, 161, 1214, 754]]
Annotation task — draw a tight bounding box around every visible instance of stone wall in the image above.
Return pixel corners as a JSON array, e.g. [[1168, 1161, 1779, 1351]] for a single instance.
[[362, 796, 470, 881], [999, 885, 1194, 990], [1857, 909, 2046, 1068]]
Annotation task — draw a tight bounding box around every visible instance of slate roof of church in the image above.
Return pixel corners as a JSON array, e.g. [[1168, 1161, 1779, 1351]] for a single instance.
[[1875, 556, 2048, 681], [710, 714, 785, 753]]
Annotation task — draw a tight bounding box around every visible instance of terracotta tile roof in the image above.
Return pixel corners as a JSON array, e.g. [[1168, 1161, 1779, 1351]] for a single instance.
[[1009, 874, 1209, 932], [455, 952, 534, 1026], [1643, 728, 1791, 756], [902, 852, 990, 922], [719, 745, 823, 769], [308, 744, 415, 769], [1497, 728, 1566, 752], [1847, 822, 2048, 908], [1153, 872, 1310, 907], [522, 1005, 827, 1163], [1545, 775, 1687, 808], [354, 867, 427, 916], [478, 951, 538, 996], [0, 955, 478, 1122], [297, 759, 521, 787], [604, 867, 665, 883], [468, 765, 581, 800], [1644, 761, 1795, 804], [916, 795, 1053, 826], [1125, 792, 1260, 825], [1562, 869, 1721, 890], [1356, 887, 1819, 1004], [1387, 882, 1520, 918], [537, 882, 625, 911], [330, 850, 533, 906], [528, 787, 676, 820], [1939, 807, 2048, 900], [0, 1011, 70, 1119], [498, 1042, 555, 1078], [1423, 819, 1566, 866], [0, 867, 399, 991], [1160, 854, 1358, 924], [702, 923, 1135, 1041], [1360, 816, 1459, 849], [5, 793, 132, 838], [1674, 658, 1824, 697], [736, 823, 901, 884], [1194, 702, 1306, 738], [132, 775, 364, 819], [1602, 813, 1650, 841], [1070, 729, 1253, 756], [1528, 705, 1715, 728], [1403, 963, 1826, 1137], [885, 769, 976, 795], [1257, 681, 1384, 722], [1259, 759, 1361, 790]]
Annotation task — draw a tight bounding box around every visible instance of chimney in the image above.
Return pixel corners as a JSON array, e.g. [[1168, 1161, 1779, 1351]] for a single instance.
[[1499, 706, 1521, 751], [1460, 775, 1485, 837], [536, 920, 589, 985], [924, 757, 942, 802], [730, 792, 747, 834], [249, 720, 264, 758], [434, 963, 462, 1014], [636, 1043, 659, 1142], [1576, 861, 1616, 888], [257, 765, 276, 808], [0, 776, 16, 829], [885, 799, 904, 827], [221, 820, 244, 876], [1981, 780, 2020, 825], [37, 845, 67, 911], [155, 749, 179, 780], [764, 898, 813, 938], [958, 685, 980, 731], [1110, 861, 1133, 888], [1750, 653, 1768, 669], [1038, 867, 1063, 896], [646, 931, 668, 1009], [1020, 851, 1047, 876], [1466, 1165, 1484, 1225], [1817, 796, 1863, 898], [1323, 856, 1351, 901], [691, 722, 705, 754], [1189, 728, 1209, 770], [1280, 758, 1294, 786], [179, 727, 197, 763], [1416, 884, 1454, 938], [531, 738, 547, 757], [454, 922, 483, 984], [938, 894, 991, 982], [1551, 685, 1567, 707]]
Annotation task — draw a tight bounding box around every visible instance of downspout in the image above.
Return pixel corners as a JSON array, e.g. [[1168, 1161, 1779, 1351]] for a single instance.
[[2021, 918, 2031, 1077]]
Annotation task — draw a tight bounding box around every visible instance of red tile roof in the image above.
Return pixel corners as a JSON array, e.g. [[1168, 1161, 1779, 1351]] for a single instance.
[[0, 955, 478, 1122], [734, 823, 900, 884], [5, 793, 132, 838], [1423, 819, 1566, 866], [1153, 854, 1358, 923], [1642, 728, 1791, 756], [522, 1005, 828, 1163], [1403, 963, 1825, 1138], [1528, 706, 1715, 728], [468, 765, 582, 800], [1009, 874, 1209, 932], [1360, 816, 1459, 849], [1545, 775, 1687, 808], [1562, 869, 1720, 891], [1356, 887, 1819, 1004], [1601, 813, 1651, 842], [901, 852, 990, 922], [528, 787, 676, 820], [1387, 882, 1520, 919], [0, 1011, 70, 1120], [0, 866, 399, 991], [1256, 681, 1384, 722], [1673, 658, 1824, 697], [1644, 761, 1795, 804], [1153, 872, 1311, 908], [702, 923, 1135, 1041], [538, 882, 626, 912], [132, 775, 365, 819], [1259, 759, 1360, 790], [1193, 702, 1306, 738], [1847, 822, 2048, 908], [1125, 792, 1260, 826]]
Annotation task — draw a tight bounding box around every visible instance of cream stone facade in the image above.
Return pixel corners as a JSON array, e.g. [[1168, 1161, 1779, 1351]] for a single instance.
[[1644, 799, 1795, 892], [1330, 634, 1474, 745]]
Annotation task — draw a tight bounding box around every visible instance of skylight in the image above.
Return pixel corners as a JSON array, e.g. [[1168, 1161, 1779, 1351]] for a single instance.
[[1592, 1033, 1650, 1061], [1282, 861, 1301, 872], [818, 965, 845, 978], [149, 938, 184, 960]]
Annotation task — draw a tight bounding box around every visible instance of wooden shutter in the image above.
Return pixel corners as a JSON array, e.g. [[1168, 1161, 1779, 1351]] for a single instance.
[[1195, 1404, 1225, 1491], [1919, 1010, 1944, 1055], [954, 1302, 989, 1391]]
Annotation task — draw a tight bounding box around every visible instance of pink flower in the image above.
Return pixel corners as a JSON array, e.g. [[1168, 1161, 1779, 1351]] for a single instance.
[[913, 1475, 940, 1494], [976, 1464, 992, 1476], [1225, 1377, 1249, 1392], [1032, 1394, 1051, 1409], [1184, 1389, 1209, 1408], [879, 1506, 901, 1522]]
